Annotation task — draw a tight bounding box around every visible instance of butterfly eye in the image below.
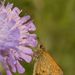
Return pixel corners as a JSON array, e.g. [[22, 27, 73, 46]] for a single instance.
[[39, 44, 45, 50], [40, 44, 43, 48]]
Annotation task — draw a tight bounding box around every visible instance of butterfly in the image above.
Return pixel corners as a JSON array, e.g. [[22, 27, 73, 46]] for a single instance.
[[33, 44, 63, 75]]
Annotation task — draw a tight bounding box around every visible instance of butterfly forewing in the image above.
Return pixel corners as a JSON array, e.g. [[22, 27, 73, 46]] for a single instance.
[[33, 48, 63, 75]]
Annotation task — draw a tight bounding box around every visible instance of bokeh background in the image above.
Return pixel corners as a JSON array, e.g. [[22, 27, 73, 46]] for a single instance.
[[2, 0, 75, 75]]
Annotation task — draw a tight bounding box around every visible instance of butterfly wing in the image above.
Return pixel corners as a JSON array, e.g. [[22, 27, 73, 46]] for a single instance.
[[33, 50, 63, 75]]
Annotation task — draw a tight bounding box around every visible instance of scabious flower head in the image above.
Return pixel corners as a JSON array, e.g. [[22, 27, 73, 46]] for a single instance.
[[0, 1, 37, 75]]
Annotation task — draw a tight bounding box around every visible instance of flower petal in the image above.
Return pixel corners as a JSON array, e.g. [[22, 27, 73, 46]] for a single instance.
[[25, 21, 36, 31], [18, 46, 33, 54], [12, 7, 21, 15], [19, 15, 30, 25], [6, 3, 13, 10], [7, 56, 16, 73], [25, 37, 37, 47], [6, 70, 12, 75], [16, 61, 25, 74], [20, 52, 32, 63]]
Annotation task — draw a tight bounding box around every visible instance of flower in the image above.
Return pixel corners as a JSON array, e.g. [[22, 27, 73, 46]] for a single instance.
[[0, 1, 37, 75]]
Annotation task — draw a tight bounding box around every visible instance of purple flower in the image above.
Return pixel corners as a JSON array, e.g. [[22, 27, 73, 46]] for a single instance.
[[0, 1, 37, 75]]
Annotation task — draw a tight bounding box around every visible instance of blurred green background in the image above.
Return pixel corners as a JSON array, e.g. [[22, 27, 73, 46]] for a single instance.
[[3, 0, 75, 75]]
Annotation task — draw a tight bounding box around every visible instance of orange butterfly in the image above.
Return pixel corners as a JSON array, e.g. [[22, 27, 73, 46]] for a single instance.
[[33, 44, 63, 75]]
